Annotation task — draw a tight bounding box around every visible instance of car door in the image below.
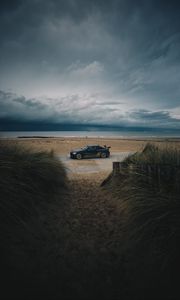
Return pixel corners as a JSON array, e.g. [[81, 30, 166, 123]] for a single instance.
[[83, 146, 96, 158], [94, 146, 101, 157], [90, 146, 98, 158], [82, 146, 92, 158]]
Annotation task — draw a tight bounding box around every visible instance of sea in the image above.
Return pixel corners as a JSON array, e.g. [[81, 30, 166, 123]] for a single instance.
[[0, 130, 180, 139]]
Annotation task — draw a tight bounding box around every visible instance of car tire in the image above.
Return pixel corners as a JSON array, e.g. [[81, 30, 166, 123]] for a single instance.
[[76, 153, 82, 160], [101, 152, 107, 158]]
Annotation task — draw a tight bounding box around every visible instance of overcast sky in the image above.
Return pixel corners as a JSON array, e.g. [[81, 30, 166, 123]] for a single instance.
[[0, 0, 180, 129]]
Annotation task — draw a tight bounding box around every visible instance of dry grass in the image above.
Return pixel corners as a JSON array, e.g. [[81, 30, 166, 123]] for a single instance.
[[104, 143, 180, 299], [124, 142, 180, 165], [0, 141, 67, 222], [0, 141, 68, 298]]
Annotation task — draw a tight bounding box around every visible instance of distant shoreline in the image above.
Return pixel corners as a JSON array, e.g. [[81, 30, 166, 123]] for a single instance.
[[1, 136, 180, 143], [17, 136, 55, 139], [18, 136, 180, 141], [1, 130, 180, 140]]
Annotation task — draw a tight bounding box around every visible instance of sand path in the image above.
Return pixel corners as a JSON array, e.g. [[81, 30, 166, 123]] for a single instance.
[[58, 151, 132, 174], [40, 172, 125, 298]]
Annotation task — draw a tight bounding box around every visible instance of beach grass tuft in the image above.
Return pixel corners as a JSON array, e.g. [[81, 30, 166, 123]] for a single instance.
[[0, 141, 68, 298], [104, 143, 180, 299]]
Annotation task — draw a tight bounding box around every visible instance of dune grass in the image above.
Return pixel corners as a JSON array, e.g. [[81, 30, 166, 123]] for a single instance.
[[104, 143, 180, 299], [0, 141, 68, 298], [124, 142, 180, 165], [0, 141, 67, 218]]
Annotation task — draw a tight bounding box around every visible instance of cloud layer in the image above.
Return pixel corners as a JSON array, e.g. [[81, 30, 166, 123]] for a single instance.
[[0, 90, 179, 129], [0, 0, 180, 129]]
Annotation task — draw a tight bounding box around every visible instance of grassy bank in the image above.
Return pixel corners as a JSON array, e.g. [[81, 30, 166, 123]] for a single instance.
[[104, 143, 180, 299], [0, 142, 68, 298]]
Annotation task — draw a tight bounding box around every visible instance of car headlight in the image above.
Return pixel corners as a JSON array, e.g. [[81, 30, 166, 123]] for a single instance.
[[72, 152, 77, 155]]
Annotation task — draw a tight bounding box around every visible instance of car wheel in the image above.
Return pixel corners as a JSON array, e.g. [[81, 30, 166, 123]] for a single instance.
[[101, 152, 107, 158], [76, 153, 82, 160]]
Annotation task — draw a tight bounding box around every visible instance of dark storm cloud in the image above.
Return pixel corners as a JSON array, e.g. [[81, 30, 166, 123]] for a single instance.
[[0, 0, 180, 128], [0, 90, 47, 121], [1, 0, 180, 65], [0, 90, 179, 129], [129, 110, 180, 128], [1, 0, 23, 13]]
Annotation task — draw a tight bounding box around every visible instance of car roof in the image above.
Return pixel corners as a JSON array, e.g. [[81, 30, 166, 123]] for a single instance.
[[87, 145, 100, 147]]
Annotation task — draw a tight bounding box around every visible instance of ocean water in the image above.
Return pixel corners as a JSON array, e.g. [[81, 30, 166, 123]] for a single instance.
[[0, 130, 180, 139]]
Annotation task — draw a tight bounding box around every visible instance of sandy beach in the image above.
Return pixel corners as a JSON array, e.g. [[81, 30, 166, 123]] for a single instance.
[[3, 136, 180, 153], [0, 136, 146, 152], [2, 137, 180, 178]]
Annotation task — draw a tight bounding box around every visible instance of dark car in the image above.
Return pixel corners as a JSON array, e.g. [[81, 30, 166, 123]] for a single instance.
[[70, 145, 111, 159]]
